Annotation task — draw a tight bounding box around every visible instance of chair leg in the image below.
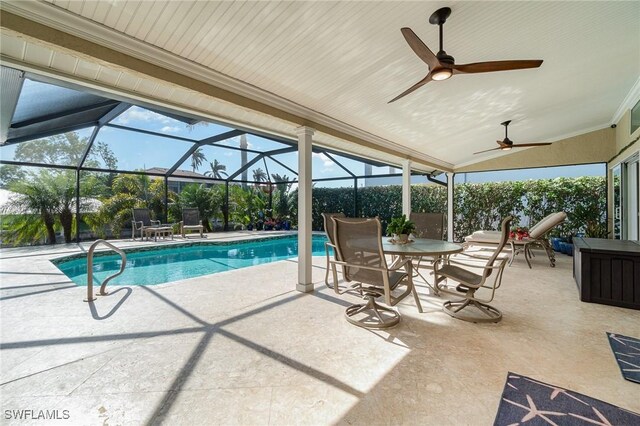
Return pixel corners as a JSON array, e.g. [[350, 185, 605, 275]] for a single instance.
[[541, 239, 556, 267], [442, 298, 502, 323], [345, 295, 400, 329]]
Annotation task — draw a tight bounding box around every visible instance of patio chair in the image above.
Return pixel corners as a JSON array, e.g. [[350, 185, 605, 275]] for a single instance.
[[434, 216, 513, 323], [181, 208, 204, 238], [409, 212, 446, 286], [331, 216, 423, 329], [321, 212, 345, 290], [464, 211, 566, 268], [132, 208, 160, 240], [410, 212, 445, 240]]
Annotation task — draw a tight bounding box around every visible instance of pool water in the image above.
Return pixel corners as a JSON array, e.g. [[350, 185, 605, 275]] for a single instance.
[[54, 235, 328, 286]]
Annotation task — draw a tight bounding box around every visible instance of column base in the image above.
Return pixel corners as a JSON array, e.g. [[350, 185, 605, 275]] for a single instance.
[[296, 282, 314, 293]]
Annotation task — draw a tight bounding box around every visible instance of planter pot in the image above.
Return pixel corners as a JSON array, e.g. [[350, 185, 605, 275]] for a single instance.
[[559, 242, 568, 254], [566, 243, 574, 256], [551, 237, 562, 252], [396, 234, 409, 243]]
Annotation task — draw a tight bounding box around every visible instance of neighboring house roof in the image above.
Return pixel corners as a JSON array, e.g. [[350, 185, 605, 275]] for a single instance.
[[145, 168, 209, 180]]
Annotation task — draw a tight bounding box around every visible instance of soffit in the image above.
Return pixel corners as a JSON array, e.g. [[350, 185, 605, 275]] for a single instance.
[[4, 1, 640, 169]]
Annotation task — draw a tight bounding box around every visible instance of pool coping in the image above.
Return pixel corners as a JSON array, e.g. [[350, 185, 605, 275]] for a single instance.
[[50, 233, 328, 264]]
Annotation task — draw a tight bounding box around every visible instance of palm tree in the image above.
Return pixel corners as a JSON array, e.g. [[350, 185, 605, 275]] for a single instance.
[[204, 159, 228, 179], [190, 147, 206, 172], [252, 168, 267, 183], [271, 174, 293, 219], [4, 174, 60, 244]]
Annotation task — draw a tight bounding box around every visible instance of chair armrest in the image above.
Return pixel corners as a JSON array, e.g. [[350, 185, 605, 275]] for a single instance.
[[151, 220, 161, 226], [132, 220, 143, 230], [434, 257, 505, 270], [389, 257, 412, 271], [455, 252, 510, 261], [330, 260, 391, 274]]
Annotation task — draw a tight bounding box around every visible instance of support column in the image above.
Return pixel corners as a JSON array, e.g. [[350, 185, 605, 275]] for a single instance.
[[402, 160, 411, 217], [296, 126, 314, 292], [447, 172, 455, 242]]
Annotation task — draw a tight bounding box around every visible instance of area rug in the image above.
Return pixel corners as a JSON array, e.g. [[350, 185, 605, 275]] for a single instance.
[[607, 332, 640, 384], [493, 372, 640, 425]]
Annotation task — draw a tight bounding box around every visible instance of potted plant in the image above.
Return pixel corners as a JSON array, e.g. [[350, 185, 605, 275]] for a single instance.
[[387, 214, 416, 244]]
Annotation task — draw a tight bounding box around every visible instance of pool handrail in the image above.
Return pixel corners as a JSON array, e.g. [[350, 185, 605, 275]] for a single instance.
[[85, 239, 127, 302]]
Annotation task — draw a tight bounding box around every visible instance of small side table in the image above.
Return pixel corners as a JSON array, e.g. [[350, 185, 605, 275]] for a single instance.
[[144, 225, 174, 242]]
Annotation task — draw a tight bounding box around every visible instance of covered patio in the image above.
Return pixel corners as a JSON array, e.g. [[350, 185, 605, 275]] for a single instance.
[[1, 235, 638, 424], [1, 1, 639, 424]]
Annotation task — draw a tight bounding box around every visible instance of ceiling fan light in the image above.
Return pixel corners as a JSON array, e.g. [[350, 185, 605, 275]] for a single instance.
[[501, 146, 512, 151], [431, 68, 452, 81]]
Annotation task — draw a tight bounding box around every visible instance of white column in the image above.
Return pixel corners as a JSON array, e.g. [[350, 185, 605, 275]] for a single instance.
[[447, 172, 454, 242], [296, 126, 314, 292], [402, 160, 411, 217]]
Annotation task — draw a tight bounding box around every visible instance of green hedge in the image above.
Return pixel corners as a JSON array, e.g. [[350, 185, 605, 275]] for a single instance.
[[312, 176, 606, 241]]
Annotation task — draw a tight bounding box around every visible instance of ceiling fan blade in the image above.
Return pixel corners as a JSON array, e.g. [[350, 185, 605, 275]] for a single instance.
[[473, 147, 502, 155], [453, 60, 543, 74], [388, 74, 432, 103], [511, 142, 552, 148], [400, 28, 440, 69]]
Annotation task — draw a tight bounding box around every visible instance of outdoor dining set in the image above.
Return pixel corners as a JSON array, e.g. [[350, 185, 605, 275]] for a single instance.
[[321, 211, 566, 329]]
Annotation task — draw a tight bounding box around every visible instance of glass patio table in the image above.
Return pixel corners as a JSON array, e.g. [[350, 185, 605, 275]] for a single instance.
[[382, 238, 463, 295]]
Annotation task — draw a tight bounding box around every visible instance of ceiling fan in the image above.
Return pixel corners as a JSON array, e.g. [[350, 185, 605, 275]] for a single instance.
[[473, 120, 552, 154], [389, 7, 543, 103]]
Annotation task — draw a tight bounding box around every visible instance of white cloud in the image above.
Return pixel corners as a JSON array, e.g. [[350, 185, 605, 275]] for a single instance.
[[113, 106, 173, 125], [161, 126, 180, 133], [313, 152, 334, 168]]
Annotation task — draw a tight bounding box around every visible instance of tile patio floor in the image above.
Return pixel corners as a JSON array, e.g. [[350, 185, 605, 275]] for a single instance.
[[1, 232, 639, 425]]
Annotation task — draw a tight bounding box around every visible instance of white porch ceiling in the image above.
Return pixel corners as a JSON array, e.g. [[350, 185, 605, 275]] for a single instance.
[[4, 1, 640, 169]]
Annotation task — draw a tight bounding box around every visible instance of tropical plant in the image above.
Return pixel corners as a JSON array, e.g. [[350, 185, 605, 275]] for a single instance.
[[90, 174, 172, 237], [205, 159, 228, 179], [252, 168, 268, 183], [271, 173, 293, 220], [3, 176, 59, 244], [228, 185, 265, 227], [177, 183, 223, 232], [386, 214, 415, 236], [190, 147, 206, 172]]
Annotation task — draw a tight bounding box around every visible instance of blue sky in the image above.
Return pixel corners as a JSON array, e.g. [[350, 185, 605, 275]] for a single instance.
[[1, 101, 607, 188]]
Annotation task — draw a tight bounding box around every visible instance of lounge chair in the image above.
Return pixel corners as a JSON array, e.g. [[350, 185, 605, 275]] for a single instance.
[[132, 208, 160, 240], [463, 212, 567, 268], [181, 208, 204, 238], [434, 216, 513, 323], [331, 216, 422, 329]]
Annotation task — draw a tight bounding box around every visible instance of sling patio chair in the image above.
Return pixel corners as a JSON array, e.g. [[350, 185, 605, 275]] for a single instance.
[[181, 208, 204, 238], [131, 208, 160, 240], [434, 216, 513, 323], [410, 212, 445, 240], [331, 216, 423, 329], [409, 212, 446, 289], [463, 212, 567, 268], [321, 212, 345, 290]]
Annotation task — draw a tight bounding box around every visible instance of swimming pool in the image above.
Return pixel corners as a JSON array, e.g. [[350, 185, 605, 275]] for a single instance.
[[53, 235, 328, 286]]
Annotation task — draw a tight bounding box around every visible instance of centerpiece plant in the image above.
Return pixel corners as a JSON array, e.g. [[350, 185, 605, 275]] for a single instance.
[[387, 214, 416, 243]]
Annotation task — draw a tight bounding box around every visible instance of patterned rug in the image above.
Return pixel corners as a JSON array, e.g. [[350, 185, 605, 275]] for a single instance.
[[607, 332, 640, 384], [494, 372, 640, 425]]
